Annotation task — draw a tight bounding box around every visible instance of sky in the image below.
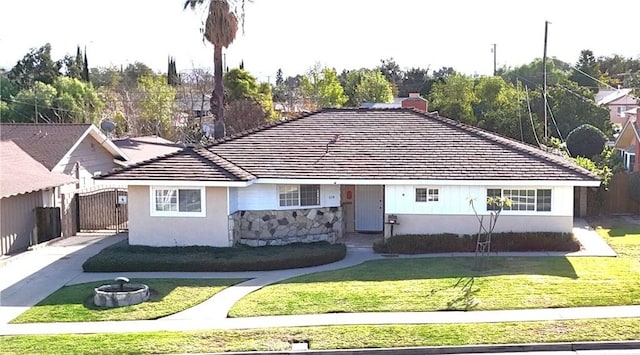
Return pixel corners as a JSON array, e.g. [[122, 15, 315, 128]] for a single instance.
[[1, 0, 639, 84]]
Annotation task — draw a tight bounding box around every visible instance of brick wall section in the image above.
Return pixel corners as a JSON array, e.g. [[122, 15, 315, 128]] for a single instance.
[[231, 207, 343, 246]]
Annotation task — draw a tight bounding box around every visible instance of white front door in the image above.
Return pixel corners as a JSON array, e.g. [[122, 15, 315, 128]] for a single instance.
[[355, 185, 383, 232]]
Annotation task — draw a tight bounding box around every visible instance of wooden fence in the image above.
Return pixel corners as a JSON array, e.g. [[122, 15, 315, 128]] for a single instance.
[[78, 187, 128, 231], [586, 173, 640, 215]]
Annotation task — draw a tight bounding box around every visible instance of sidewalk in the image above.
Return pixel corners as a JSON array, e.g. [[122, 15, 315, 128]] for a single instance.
[[0, 219, 631, 337]]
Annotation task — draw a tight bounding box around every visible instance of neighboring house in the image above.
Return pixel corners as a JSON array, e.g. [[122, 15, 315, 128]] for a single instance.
[[113, 136, 183, 165], [596, 88, 640, 127], [0, 141, 76, 255], [0, 123, 129, 237], [614, 117, 639, 172], [97, 108, 599, 248], [361, 93, 429, 111], [0, 123, 128, 189]]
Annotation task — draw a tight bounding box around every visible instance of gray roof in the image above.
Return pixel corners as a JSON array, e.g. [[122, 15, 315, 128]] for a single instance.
[[98, 108, 598, 182]]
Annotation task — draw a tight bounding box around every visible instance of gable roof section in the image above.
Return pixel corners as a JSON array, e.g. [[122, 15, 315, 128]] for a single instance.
[[97, 146, 255, 183], [113, 136, 183, 165], [596, 88, 633, 105], [614, 118, 640, 149], [208, 108, 597, 181], [0, 141, 76, 198], [0, 123, 127, 170], [97, 108, 598, 183]]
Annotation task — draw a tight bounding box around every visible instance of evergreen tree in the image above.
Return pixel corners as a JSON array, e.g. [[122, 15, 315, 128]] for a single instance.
[[82, 49, 90, 83]]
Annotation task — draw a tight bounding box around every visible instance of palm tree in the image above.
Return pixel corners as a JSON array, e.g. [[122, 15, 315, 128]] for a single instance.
[[184, 0, 240, 139]]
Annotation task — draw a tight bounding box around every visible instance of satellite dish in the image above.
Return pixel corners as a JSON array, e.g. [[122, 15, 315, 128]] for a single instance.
[[100, 120, 116, 133]]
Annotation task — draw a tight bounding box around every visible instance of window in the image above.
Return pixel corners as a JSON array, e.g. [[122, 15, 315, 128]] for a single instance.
[[416, 188, 439, 202], [536, 189, 552, 212], [616, 106, 626, 117], [486, 188, 552, 212], [278, 185, 320, 207], [151, 187, 205, 216], [503, 189, 536, 211], [486, 188, 502, 210]]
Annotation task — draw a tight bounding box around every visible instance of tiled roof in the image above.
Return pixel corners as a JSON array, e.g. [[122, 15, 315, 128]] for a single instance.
[[209, 109, 598, 181], [113, 136, 183, 165], [0, 123, 92, 170], [98, 109, 598, 182], [0, 141, 76, 198], [97, 146, 255, 182]]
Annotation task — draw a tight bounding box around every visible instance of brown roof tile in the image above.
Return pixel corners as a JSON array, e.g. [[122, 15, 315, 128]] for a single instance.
[[0, 123, 92, 170], [98, 108, 599, 183], [113, 136, 183, 165], [97, 147, 255, 182], [0, 141, 76, 198]]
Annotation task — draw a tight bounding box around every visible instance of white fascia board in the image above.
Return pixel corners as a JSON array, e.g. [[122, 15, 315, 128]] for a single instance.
[[92, 179, 253, 187], [253, 178, 600, 187]]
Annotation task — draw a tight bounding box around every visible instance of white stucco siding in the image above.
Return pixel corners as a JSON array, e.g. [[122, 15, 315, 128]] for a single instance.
[[385, 185, 573, 216], [228, 187, 239, 214], [236, 184, 341, 210], [384, 184, 574, 234], [128, 185, 230, 247]]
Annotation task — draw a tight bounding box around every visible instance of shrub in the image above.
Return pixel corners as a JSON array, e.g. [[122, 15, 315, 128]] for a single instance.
[[377, 232, 580, 254], [566, 124, 606, 159], [83, 240, 346, 272]]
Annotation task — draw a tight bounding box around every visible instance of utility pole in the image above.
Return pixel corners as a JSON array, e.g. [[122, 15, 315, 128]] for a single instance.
[[34, 84, 39, 123], [492, 44, 497, 76], [542, 21, 550, 143]]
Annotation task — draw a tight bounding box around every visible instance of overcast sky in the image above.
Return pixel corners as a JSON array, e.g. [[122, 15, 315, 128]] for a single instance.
[[1, 0, 639, 83]]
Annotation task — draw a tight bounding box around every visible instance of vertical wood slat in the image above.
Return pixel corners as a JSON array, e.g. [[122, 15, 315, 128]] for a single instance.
[[586, 173, 640, 215], [78, 187, 128, 231]]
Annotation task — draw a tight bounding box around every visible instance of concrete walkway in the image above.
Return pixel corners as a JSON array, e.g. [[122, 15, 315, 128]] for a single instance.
[[0, 218, 633, 336]]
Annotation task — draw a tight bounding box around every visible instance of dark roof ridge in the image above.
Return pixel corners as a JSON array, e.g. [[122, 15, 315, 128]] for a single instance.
[[196, 147, 255, 180], [205, 110, 323, 147], [408, 108, 598, 180]]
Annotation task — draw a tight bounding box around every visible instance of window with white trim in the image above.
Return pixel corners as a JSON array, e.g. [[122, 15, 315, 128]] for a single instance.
[[151, 187, 205, 217], [278, 185, 320, 207], [486, 188, 552, 212], [416, 188, 439, 202]]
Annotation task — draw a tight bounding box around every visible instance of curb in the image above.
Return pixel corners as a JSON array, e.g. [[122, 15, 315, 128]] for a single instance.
[[214, 340, 640, 354]]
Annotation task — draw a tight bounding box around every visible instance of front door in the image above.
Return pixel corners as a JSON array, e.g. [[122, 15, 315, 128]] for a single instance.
[[355, 185, 383, 232]]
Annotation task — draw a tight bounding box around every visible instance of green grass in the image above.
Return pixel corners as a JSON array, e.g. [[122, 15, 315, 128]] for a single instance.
[[11, 278, 245, 323], [1, 318, 640, 354], [229, 255, 640, 316], [83, 240, 346, 272], [596, 226, 640, 258]]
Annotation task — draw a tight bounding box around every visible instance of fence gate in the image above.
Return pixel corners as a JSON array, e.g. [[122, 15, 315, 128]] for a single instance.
[[78, 187, 128, 232]]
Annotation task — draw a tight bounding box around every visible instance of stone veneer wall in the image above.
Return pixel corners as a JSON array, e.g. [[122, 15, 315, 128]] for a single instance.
[[231, 207, 343, 246]]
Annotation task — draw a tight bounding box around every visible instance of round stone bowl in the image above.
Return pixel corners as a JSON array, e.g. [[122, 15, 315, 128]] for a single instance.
[[93, 283, 150, 308]]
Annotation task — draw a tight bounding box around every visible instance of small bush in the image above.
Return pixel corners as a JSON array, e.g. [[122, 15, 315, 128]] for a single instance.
[[566, 124, 606, 159], [83, 240, 346, 272], [377, 232, 580, 254]]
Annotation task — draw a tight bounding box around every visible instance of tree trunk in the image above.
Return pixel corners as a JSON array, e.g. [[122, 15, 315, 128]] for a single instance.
[[212, 44, 225, 139]]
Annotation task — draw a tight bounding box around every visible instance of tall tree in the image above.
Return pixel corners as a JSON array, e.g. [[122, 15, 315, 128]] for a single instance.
[[569, 49, 601, 90], [82, 49, 90, 83], [429, 73, 477, 124], [185, 0, 241, 139], [300, 64, 347, 110], [136, 75, 176, 137], [167, 56, 179, 86], [377, 57, 402, 96], [63, 46, 84, 80], [342, 69, 392, 107], [8, 43, 62, 89]]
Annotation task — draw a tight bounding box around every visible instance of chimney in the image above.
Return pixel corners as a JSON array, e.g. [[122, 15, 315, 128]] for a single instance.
[[402, 93, 428, 112]]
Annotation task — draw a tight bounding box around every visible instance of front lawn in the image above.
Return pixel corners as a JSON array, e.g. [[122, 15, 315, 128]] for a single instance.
[[2, 319, 640, 354], [11, 278, 245, 323], [229, 254, 640, 317], [83, 240, 346, 272]]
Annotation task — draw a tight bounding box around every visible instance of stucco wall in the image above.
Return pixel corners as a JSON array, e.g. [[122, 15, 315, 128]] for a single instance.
[[384, 214, 573, 237], [128, 185, 230, 247]]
